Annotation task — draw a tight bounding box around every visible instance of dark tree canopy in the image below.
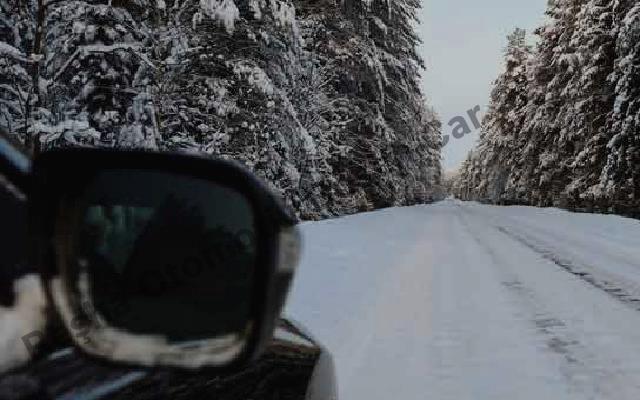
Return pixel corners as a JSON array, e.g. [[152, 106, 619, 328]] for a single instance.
[[0, 0, 443, 220]]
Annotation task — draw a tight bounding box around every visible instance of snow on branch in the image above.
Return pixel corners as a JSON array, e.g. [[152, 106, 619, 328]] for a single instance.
[[0, 43, 29, 63], [51, 43, 147, 84], [198, 0, 240, 34]]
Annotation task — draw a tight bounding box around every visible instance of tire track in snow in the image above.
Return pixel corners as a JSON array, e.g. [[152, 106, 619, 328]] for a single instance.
[[495, 225, 640, 313], [457, 202, 640, 312], [432, 211, 585, 399], [458, 205, 640, 399], [289, 201, 640, 399], [457, 213, 607, 398]]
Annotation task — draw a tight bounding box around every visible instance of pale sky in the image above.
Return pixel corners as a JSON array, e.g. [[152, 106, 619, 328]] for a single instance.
[[418, 0, 548, 171]]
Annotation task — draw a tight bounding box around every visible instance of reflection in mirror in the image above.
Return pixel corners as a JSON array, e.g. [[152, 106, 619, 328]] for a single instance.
[[73, 170, 256, 344]]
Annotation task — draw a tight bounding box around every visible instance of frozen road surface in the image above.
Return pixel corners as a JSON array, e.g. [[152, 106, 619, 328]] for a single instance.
[[286, 200, 640, 400]]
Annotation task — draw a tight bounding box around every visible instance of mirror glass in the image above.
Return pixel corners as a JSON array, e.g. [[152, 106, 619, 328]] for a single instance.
[[71, 169, 256, 344]]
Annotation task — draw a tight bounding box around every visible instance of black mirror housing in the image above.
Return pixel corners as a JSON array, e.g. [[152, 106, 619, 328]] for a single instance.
[[29, 148, 300, 370]]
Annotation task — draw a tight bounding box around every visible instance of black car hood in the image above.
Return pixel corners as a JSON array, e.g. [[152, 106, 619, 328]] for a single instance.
[[0, 319, 335, 400]]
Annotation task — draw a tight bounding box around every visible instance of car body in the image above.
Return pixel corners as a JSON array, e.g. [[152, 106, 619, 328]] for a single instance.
[[0, 136, 337, 400], [0, 319, 336, 400]]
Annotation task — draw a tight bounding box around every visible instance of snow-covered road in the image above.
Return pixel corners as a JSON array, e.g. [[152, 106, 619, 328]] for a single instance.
[[286, 200, 640, 400]]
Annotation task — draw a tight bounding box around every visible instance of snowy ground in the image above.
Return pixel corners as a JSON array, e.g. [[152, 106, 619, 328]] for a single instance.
[[285, 200, 640, 400]]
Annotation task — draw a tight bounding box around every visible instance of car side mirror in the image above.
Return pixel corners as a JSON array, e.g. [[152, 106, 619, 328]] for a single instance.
[[30, 148, 301, 370]]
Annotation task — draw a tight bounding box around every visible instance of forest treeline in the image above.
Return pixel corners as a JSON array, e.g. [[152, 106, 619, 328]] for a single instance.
[[0, 0, 443, 220], [454, 0, 640, 217]]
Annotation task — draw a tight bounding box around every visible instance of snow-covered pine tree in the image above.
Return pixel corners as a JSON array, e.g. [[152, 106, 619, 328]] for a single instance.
[[291, 0, 370, 216], [1, 0, 443, 220], [295, 0, 443, 212], [478, 28, 531, 203], [376, 0, 443, 205], [524, 0, 584, 207], [453, 29, 531, 204], [453, 150, 482, 201], [560, 0, 615, 211], [0, 2, 29, 136], [39, 1, 158, 150], [456, 0, 639, 217], [452, 153, 472, 200], [328, 0, 402, 210], [154, 0, 326, 217], [599, 0, 640, 216], [0, 0, 42, 146], [317, 0, 443, 208], [458, 1, 615, 208]]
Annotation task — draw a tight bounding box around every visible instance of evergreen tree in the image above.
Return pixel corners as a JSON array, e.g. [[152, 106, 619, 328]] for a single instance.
[[480, 28, 531, 203], [561, 0, 615, 210], [455, 0, 640, 218], [0, 0, 443, 220], [0, 0, 40, 145], [600, 0, 640, 215], [40, 1, 157, 150]]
